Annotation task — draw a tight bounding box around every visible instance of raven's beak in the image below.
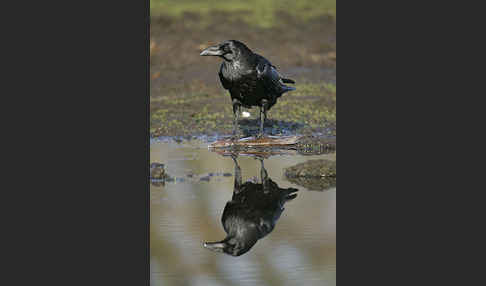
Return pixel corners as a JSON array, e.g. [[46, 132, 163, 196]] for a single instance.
[[200, 45, 223, 56], [203, 241, 226, 252]]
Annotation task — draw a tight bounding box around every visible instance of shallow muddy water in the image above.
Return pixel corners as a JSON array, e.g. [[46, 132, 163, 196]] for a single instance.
[[150, 139, 336, 286]]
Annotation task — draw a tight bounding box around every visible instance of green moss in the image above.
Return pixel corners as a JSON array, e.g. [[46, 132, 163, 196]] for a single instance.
[[150, 82, 336, 137]]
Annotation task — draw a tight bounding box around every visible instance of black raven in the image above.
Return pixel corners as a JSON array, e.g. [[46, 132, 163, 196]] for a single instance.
[[200, 40, 296, 139], [203, 155, 298, 256]]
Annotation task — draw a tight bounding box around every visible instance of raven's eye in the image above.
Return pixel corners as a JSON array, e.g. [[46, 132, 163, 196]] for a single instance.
[[222, 44, 231, 53]]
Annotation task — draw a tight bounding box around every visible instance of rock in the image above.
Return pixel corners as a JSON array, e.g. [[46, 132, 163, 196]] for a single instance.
[[285, 159, 336, 178], [150, 162, 173, 187], [150, 162, 166, 179], [286, 176, 336, 191], [284, 159, 336, 191], [200, 176, 210, 182]]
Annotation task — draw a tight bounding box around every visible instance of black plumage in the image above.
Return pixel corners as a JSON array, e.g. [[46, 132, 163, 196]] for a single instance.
[[200, 40, 296, 139], [203, 155, 298, 256]]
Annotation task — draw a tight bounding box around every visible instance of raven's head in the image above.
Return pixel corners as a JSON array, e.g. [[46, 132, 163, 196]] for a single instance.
[[203, 235, 257, 257], [203, 224, 260, 256], [200, 40, 251, 61]]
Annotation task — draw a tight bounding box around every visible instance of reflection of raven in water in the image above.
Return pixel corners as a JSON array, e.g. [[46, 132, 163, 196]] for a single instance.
[[204, 156, 298, 256]]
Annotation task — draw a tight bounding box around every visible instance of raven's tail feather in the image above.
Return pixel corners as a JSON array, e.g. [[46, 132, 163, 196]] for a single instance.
[[282, 78, 295, 84], [278, 85, 296, 97], [282, 86, 296, 92]]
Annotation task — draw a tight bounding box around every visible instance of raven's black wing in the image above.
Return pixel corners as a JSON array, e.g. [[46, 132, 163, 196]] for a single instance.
[[255, 55, 295, 95]]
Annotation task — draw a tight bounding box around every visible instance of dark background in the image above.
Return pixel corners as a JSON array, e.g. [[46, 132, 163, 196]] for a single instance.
[[3, 0, 149, 285]]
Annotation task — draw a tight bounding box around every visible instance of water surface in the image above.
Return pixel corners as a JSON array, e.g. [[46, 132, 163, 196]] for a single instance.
[[150, 139, 336, 286]]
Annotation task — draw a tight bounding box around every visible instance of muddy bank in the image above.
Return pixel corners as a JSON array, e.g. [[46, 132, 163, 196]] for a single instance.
[[150, 11, 336, 138], [150, 82, 336, 137]]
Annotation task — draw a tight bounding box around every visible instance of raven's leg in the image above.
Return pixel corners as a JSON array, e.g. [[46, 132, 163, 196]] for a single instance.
[[232, 154, 242, 195], [259, 105, 264, 138], [258, 99, 268, 139], [259, 158, 268, 184], [232, 99, 241, 140], [259, 158, 270, 193]]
